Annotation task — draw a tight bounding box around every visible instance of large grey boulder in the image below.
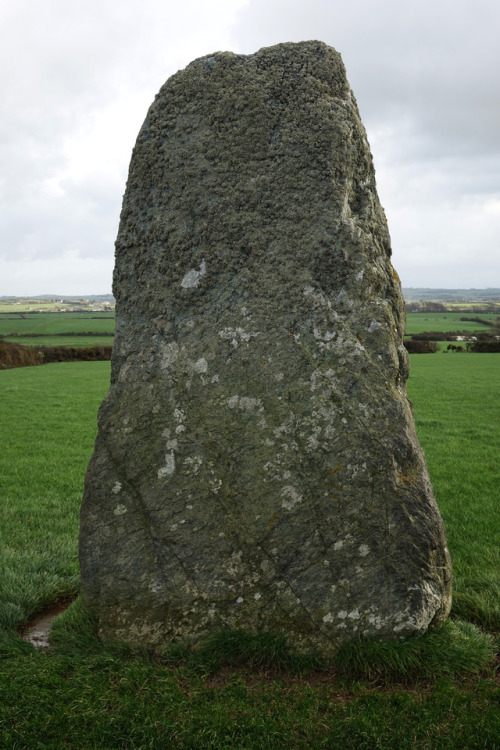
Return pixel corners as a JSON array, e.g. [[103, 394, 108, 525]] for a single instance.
[[80, 41, 452, 655]]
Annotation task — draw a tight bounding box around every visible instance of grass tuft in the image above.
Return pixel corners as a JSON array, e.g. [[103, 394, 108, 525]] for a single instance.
[[141, 620, 496, 684], [49, 597, 141, 664], [160, 628, 323, 675], [334, 620, 495, 682]]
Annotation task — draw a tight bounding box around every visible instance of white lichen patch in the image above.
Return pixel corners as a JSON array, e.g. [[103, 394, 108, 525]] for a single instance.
[[226, 551, 243, 579], [184, 455, 203, 474], [236, 597, 244, 604], [366, 320, 382, 332], [218, 327, 260, 348], [358, 544, 370, 557], [313, 328, 336, 341], [173, 408, 185, 423], [273, 416, 294, 438], [254, 592, 262, 600], [281, 486, 303, 511], [333, 540, 344, 550], [181, 259, 206, 288], [112, 482, 122, 494], [113, 504, 127, 516], [347, 463, 367, 478], [227, 395, 263, 411], [322, 612, 334, 623], [307, 433, 320, 450], [240, 396, 263, 410], [192, 357, 208, 373], [158, 451, 175, 478], [367, 613, 384, 630], [338, 610, 348, 619], [309, 367, 338, 395], [209, 477, 222, 494], [160, 341, 179, 369]]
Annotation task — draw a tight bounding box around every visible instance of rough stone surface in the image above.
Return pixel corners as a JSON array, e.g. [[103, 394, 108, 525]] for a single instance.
[[79, 41, 452, 655]]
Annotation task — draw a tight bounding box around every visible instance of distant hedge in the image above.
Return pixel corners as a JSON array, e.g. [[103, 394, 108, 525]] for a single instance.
[[0, 341, 112, 369], [404, 340, 438, 353], [0, 341, 40, 368], [411, 331, 494, 341], [466, 340, 500, 353]]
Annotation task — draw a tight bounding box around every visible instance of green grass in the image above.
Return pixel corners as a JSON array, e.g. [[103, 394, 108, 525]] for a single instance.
[[0, 363, 109, 628], [0, 357, 499, 748], [0, 312, 115, 337], [0, 312, 115, 353], [4, 335, 115, 348], [407, 354, 500, 630], [405, 312, 498, 335]]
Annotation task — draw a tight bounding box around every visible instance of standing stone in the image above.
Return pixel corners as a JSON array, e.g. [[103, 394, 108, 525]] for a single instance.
[[80, 41, 452, 655]]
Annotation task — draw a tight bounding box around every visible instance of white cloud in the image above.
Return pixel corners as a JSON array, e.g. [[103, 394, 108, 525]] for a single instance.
[[1, 0, 499, 294]]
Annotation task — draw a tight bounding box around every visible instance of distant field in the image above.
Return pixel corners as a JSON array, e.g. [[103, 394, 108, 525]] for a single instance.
[[4, 335, 115, 348], [405, 312, 498, 335], [0, 312, 115, 337], [402, 288, 500, 303], [0, 302, 76, 313], [444, 302, 500, 312], [0, 299, 114, 313]]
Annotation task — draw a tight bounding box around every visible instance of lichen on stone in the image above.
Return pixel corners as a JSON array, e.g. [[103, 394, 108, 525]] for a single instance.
[[80, 40, 452, 656]]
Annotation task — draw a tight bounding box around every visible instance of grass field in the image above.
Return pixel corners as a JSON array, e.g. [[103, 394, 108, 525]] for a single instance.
[[0, 357, 499, 747], [0, 313, 115, 351], [0, 312, 115, 337], [405, 312, 498, 335], [0, 302, 79, 313], [0, 301, 115, 313], [407, 355, 500, 629], [3, 335, 115, 348]]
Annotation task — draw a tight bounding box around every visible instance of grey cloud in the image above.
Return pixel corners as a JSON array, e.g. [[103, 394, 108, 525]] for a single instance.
[[1, 0, 499, 293], [231, 0, 500, 161]]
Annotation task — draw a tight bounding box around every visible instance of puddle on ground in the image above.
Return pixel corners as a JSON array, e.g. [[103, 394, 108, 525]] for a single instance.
[[21, 599, 73, 648]]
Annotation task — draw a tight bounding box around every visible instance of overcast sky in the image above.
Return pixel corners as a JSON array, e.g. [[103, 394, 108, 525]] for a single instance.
[[1, 0, 499, 295]]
